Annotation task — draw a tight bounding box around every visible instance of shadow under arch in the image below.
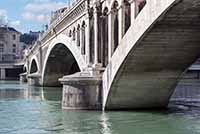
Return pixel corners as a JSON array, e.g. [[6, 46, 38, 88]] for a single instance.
[[43, 43, 81, 87], [30, 59, 39, 74]]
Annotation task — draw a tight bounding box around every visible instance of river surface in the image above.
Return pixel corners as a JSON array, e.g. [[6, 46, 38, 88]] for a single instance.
[[0, 81, 200, 134]]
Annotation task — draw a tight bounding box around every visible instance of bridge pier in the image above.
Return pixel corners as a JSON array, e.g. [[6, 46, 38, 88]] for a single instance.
[[20, 73, 28, 83], [59, 71, 102, 110], [27, 73, 42, 86], [0, 68, 5, 80]]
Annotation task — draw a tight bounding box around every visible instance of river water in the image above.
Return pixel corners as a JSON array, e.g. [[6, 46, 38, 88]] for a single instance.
[[0, 81, 200, 134]]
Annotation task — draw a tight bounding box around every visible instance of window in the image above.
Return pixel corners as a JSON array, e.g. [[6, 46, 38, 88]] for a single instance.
[[111, 1, 119, 52], [69, 30, 72, 37], [77, 25, 80, 47], [13, 55, 16, 60], [72, 28, 76, 41], [0, 43, 4, 53], [13, 44, 16, 53], [13, 48, 16, 53], [124, 0, 131, 34], [23, 45, 26, 49], [102, 8, 109, 67], [81, 22, 86, 55], [13, 34, 16, 40]]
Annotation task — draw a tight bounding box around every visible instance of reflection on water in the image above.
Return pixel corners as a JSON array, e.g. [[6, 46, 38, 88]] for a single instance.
[[100, 112, 112, 134], [0, 81, 62, 101], [0, 81, 200, 134]]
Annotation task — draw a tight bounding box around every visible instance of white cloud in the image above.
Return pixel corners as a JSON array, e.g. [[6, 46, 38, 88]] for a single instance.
[[22, 0, 67, 24], [25, 2, 66, 13], [0, 9, 8, 24], [36, 14, 50, 23], [0, 9, 21, 28], [32, 0, 50, 3], [22, 12, 35, 21], [22, 12, 50, 23], [10, 20, 21, 27]]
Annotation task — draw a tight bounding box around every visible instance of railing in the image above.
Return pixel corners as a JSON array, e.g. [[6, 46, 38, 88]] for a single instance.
[[0, 61, 16, 64], [27, 0, 87, 57], [0, 59, 24, 64], [40, 0, 86, 44]]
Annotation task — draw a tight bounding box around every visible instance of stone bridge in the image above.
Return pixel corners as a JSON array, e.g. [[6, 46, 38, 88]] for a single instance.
[[23, 0, 200, 110]]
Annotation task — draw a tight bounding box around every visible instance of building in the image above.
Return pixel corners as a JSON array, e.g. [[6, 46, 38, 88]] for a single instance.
[[0, 25, 26, 80], [20, 31, 40, 46], [29, 31, 40, 39]]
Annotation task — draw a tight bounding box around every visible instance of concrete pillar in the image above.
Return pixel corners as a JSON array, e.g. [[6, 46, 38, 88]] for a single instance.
[[0, 68, 5, 80], [93, 5, 100, 67]]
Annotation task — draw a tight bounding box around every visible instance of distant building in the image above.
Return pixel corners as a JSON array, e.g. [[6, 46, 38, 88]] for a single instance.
[[0, 25, 26, 79], [29, 31, 40, 39], [20, 31, 40, 46]]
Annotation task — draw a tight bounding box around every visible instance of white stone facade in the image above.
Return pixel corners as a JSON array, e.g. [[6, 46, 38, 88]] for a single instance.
[[0, 26, 24, 62], [0, 26, 26, 79]]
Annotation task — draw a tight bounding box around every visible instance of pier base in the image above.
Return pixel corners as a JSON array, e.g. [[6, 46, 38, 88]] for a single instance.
[[20, 73, 28, 83], [27, 73, 41, 86], [59, 72, 102, 110]]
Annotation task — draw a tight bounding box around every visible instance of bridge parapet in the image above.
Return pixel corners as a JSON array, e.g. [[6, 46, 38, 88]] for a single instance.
[[40, 0, 87, 45]]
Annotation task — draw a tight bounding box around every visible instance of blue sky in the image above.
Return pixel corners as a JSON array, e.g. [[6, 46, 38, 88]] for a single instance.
[[0, 0, 69, 33]]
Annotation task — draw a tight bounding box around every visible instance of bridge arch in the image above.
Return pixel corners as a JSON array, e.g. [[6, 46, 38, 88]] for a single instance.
[[103, 0, 200, 110], [29, 56, 40, 74], [42, 34, 86, 87]]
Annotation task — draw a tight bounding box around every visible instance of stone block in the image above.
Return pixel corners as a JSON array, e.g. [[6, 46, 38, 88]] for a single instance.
[[59, 72, 102, 110]]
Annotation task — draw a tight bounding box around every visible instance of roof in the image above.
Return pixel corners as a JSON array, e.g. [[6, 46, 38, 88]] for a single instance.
[[188, 65, 200, 71], [0, 26, 20, 33]]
